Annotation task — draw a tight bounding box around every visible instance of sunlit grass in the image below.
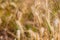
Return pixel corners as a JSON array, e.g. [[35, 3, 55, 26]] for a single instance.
[[0, 0, 60, 40]]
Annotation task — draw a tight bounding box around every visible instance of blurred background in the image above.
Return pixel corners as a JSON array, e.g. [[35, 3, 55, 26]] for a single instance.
[[0, 0, 60, 40]]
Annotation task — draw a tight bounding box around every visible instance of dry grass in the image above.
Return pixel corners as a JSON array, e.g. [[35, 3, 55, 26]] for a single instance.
[[0, 0, 60, 40]]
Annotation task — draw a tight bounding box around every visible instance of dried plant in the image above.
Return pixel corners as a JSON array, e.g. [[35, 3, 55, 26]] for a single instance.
[[0, 0, 60, 40]]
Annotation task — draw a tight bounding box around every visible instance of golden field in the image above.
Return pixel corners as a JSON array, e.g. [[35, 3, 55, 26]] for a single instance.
[[0, 0, 60, 40]]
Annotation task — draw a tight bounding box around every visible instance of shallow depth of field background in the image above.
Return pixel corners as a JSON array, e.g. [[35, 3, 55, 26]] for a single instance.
[[0, 0, 60, 40]]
